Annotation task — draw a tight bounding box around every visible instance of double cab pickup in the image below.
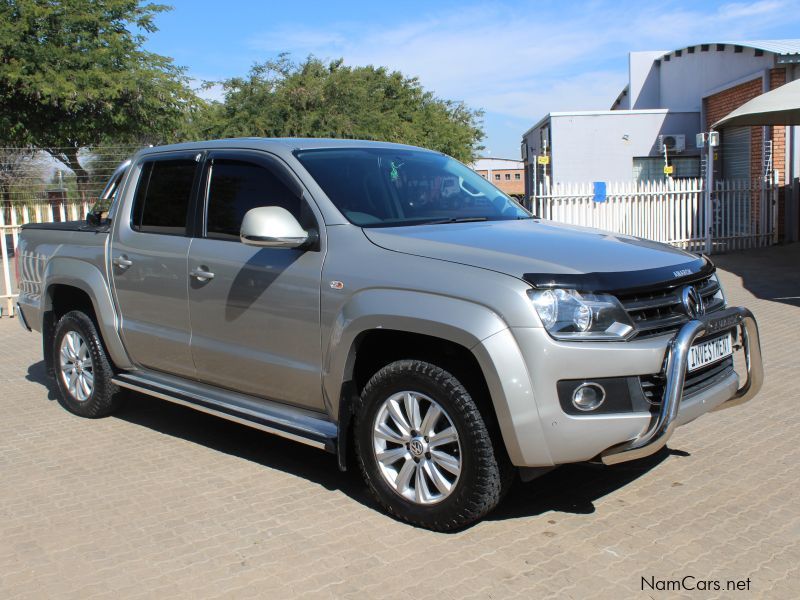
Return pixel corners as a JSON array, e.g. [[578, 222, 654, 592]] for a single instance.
[[17, 139, 763, 530]]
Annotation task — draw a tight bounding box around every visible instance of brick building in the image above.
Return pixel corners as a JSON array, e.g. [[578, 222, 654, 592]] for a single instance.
[[471, 158, 525, 197], [522, 40, 800, 190], [703, 66, 787, 184]]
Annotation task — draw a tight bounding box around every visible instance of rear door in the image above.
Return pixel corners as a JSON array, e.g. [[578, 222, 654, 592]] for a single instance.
[[187, 150, 325, 410], [110, 152, 201, 378]]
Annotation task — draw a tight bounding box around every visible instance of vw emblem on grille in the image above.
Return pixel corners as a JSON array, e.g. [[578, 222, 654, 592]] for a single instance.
[[680, 285, 705, 318]]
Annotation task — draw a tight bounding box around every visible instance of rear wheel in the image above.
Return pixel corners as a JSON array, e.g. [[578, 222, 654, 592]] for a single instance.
[[354, 359, 505, 530], [53, 311, 122, 418]]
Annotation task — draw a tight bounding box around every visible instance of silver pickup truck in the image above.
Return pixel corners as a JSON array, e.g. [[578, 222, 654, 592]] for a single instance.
[[17, 138, 763, 530]]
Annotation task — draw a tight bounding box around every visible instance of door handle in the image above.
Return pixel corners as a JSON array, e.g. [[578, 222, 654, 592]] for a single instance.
[[113, 255, 133, 269], [190, 267, 215, 281]]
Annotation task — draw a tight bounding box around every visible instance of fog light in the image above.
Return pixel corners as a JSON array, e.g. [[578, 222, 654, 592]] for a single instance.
[[572, 383, 606, 411]]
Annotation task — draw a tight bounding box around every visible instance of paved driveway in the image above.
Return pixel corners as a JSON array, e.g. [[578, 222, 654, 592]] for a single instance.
[[1, 245, 798, 599]]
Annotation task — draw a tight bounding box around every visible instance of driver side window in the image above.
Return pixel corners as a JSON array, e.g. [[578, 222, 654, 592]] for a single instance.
[[205, 159, 305, 241]]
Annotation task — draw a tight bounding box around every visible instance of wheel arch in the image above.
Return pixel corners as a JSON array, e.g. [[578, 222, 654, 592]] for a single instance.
[[43, 258, 133, 370], [325, 289, 528, 469]]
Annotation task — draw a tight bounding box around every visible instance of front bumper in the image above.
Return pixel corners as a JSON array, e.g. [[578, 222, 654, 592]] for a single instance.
[[477, 306, 763, 468], [599, 306, 763, 464]]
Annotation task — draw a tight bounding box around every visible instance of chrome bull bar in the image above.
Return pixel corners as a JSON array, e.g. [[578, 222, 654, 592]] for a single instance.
[[601, 306, 763, 465]]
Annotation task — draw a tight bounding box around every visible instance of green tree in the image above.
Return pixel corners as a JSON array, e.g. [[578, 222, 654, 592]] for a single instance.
[[199, 56, 484, 163], [0, 0, 199, 199]]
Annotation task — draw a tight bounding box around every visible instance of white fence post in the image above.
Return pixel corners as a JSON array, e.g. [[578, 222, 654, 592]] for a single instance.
[[0, 198, 88, 318], [0, 206, 13, 317]]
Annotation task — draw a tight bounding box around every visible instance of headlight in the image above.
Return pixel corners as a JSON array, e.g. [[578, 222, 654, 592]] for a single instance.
[[528, 288, 634, 341], [709, 272, 727, 307]]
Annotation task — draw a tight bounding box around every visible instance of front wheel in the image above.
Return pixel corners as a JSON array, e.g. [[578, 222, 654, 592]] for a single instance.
[[354, 360, 505, 530]]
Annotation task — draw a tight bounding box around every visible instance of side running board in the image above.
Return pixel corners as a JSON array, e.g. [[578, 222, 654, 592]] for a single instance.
[[112, 371, 338, 452]]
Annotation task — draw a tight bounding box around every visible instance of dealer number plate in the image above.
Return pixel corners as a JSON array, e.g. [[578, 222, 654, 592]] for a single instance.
[[688, 334, 733, 372]]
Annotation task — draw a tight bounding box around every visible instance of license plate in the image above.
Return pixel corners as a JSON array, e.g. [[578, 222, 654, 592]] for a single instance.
[[688, 334, 733, 372]]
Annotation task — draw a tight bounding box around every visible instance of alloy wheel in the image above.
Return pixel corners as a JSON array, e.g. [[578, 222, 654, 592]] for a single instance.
[[59, 331, 94, 402], [372, 391, 462, 505]]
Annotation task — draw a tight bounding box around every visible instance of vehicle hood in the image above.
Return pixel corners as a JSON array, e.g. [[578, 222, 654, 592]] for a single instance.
[[363, 219, 710, 292]]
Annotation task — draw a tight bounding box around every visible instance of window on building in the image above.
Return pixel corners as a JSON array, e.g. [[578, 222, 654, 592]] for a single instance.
[[720, 128, 751, 180], [494, 174, 500, 180], [632, 157, 701, 182], [514, 173, 521, 180], [505, 174, 511, 180], [205, 159, 302, 241], [132, 159, 196, 235]]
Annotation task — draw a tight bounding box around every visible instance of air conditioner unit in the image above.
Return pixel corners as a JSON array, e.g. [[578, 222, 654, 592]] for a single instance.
[[658, 134, 686, 153]]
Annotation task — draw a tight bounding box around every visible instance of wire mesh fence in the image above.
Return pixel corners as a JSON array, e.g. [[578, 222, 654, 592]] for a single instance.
[[1, 146, 139, 316], [0, 146, 139, 204]]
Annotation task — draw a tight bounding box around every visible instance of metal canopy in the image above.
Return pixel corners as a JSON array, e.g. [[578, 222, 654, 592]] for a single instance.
[[713, 78, 800, 128]]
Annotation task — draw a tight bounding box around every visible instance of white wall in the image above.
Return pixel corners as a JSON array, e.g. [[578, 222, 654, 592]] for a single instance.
[[523, 110, 700, 183], [629, 51, 665, 109], [658, 46, 774, 111]]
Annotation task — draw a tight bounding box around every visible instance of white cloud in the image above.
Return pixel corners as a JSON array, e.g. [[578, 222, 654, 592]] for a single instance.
[[189, 77, 226, 102], [718, 0, 788, 19], [239, 0, 800, 154]]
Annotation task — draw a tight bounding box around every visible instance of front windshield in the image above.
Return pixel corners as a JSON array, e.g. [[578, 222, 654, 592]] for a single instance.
[[295, 148, 531, 227]]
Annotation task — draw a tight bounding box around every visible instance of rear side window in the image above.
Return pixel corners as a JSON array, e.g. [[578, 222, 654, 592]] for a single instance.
[[131, 159, 196, 235], [205, 159, 303, 240]]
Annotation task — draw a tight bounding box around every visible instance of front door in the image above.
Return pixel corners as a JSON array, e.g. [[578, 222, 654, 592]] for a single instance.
[[111, 153, 199, 378], [187, 151, 325, 410]]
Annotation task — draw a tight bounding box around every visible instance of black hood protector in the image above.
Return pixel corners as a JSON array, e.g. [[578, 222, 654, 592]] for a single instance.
[[523, 256, 714, 295]]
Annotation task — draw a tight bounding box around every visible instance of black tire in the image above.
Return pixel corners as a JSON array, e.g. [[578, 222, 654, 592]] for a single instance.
[[354, 359, 505, 531], [52, 310, 122, 418]]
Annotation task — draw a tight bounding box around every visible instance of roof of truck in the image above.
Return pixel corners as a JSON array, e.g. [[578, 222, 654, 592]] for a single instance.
[[136, 137, 436, 157]]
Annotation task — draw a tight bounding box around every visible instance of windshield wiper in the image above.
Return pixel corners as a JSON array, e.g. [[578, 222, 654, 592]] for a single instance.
[[423, 216, 490, 225]]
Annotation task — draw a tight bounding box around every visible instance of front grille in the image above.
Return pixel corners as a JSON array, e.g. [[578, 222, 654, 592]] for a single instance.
[[617, 274, 725, 338], [640, 355, 735, 405]]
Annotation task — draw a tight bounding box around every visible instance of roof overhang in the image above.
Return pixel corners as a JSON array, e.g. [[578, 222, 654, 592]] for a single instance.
[[713, 78, 800, 128]]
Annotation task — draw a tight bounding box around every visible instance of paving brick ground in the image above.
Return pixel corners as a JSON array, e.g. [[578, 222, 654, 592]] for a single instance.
[[1, 244, 798, 599]]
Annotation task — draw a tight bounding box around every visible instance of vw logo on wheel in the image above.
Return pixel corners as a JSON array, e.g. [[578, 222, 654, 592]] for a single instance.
[[681, 285, 705, 318], [409, 439, 425, 457]]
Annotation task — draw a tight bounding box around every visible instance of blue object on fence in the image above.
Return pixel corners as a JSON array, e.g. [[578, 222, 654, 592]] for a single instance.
[[593, 182, 607, 203]]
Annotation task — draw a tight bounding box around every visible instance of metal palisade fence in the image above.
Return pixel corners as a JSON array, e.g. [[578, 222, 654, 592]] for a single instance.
[[1, 146, 138, 317], [531, 178, 779, 254]]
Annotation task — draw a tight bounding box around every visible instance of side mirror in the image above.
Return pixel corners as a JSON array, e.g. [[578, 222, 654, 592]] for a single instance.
[[86, 211, 101, 227], [240, 206, 310, 249]]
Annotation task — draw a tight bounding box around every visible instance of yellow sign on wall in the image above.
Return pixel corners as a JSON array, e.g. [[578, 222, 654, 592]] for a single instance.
[[663, 165, 674, 175], [537, 155, 550, 165]]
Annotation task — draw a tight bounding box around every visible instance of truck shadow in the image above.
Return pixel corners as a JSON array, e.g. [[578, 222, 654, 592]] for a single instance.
[[26, 360, 58, 400], [488, 448, 679, 524], [112, 387, 680, 528], [25, 361, 682, 529]]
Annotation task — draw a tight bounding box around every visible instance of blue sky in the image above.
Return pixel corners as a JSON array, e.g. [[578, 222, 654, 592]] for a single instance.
[[144, 0, 800, 158]]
